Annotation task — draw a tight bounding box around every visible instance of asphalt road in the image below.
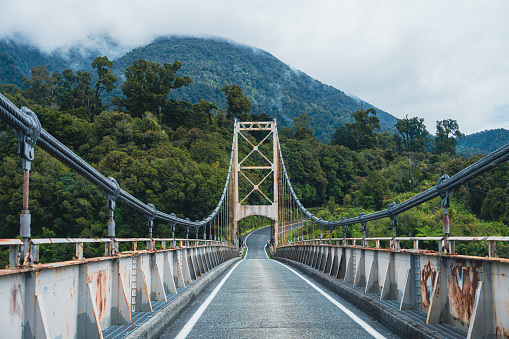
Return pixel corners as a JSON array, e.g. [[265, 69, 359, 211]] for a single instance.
[[160, 226, 399, 339]]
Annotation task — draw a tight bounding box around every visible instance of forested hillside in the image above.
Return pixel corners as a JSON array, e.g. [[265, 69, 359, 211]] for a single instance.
[[1, 36, 398, 142], [2, 35, 506, 149], [457, 128, 509, 154]]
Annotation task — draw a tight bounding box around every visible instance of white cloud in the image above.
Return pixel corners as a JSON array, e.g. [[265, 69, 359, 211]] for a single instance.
[[1, 0, 509, 134]]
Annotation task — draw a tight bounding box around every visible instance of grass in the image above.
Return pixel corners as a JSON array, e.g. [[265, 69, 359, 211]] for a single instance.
[[265, 247, 272, 259], [240, 224, 270, 237]]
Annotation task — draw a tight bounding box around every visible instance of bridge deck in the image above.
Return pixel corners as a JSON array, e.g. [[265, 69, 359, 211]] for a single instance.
[[103, 277, 201, 338], [160, 227, 397, 338], [282, 257, 468, 339]]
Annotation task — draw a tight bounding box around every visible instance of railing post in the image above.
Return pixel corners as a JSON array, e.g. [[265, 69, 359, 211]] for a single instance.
[[9, 244, 20, 268], [342, 217, 347, 246], [488, 240, 496, 257], [437, 175, 453, 254], [76, 242, 84, 259], [105, 177, 120, 256], [359, 212, 367, 247], [185, 218, 190, 247], [14, 107, 41, 267], [146, 204, 157, 250], [328, 220, 333, 245], [31, 243, 39, 263], [387, 202, 398, 250], [170, 213, 176, 248]]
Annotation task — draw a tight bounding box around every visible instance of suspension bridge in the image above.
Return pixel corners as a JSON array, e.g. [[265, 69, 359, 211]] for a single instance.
[[0, 92, 509, 338]]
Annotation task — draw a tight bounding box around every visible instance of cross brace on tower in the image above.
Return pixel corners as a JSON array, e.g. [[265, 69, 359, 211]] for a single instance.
[[233, 120, 279, 247]]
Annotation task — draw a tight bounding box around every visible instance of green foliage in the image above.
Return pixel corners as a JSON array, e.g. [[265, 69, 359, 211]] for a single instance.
[[221, 84, 252, 120], [52, 69, 94, 117], [0, 52, 23, 86], [457, 128, 509, 154], [22, 65, 55, 106], [91, 56, 117, 117], [331, 108, 380, 150], [293, 114, 314, 141], [394, 115, 428, 152], [354, 171, 389, 210], [113, 59, 192, 119], [435, 119, 465, 155]]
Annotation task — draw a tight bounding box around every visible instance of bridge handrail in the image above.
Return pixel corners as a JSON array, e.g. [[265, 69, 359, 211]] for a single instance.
[[281, 235, 509, 258], [27, 237, 231, 246], [0, 92, 237, 231], [290, 236, 509, 242], [275, 127, 509, 230]]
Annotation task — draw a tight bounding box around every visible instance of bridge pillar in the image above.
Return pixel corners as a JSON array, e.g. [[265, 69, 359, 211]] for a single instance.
[[233, 120, 279, 248]]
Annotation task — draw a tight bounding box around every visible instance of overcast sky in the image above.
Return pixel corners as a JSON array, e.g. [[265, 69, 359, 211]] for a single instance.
[[1, 0, 509, 135]]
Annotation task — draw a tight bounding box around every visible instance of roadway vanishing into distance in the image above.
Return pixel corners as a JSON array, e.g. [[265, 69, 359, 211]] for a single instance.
[[160, 226, 399, 338]]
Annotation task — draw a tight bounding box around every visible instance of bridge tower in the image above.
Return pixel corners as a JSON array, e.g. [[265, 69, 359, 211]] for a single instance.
[[233, 120, 279, 247]]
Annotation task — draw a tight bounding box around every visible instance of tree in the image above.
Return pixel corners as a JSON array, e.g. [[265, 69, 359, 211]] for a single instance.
[[293, 113, 315, 140], [22, 66, 55, 105], [198, 99, 218, 124], [221, 84, 251, 120], [52, 69, 93, 117], [331, 126, 356, 149], [113, 59, 192, 119], [435, 119, 465, 155], [357, 171, 389, 210], [91, 56, 117, 118], [332, 108, 380, 150], [395, 115, 428, 152]]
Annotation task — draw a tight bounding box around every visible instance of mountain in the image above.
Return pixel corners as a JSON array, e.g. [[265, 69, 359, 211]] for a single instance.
[[109, 37, 399, 140], [0, 37, 95, 77], [0, 36, 397, 142], [457, 128, 509, 155]]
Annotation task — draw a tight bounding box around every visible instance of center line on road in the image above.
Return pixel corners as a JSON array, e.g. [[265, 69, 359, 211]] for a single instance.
[[272, 258, 386, 339]]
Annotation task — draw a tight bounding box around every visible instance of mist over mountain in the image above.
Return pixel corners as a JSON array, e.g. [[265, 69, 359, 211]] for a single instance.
[[1, 35, 398, 141], [0, 35, 506, 149], [107, 36, 399, 141]]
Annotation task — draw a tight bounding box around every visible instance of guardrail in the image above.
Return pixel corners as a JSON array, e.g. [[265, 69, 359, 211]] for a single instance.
[[0, 239, 237, 338], [286, 236, 509, 258], [0, 237, 232, 267], [276, 239, 509, 337]]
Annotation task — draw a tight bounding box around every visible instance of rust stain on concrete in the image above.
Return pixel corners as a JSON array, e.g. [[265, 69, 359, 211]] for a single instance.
[[448, 259, 481, 324], [421, 261, 437, 308], [9, 284, 21, 316]]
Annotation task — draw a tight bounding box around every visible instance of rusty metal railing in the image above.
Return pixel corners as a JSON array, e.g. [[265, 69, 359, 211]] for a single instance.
[[19, 237, 231, 265], [284, 236, 509, 258]]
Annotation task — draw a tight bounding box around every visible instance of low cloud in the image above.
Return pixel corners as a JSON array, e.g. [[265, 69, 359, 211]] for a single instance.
[[1, 0, 508, 134]]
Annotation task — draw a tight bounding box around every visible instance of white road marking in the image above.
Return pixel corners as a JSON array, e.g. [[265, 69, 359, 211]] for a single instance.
[[175, 258, 244, 339], [272, 259, 386, 339], [175, 227, 262, 338]]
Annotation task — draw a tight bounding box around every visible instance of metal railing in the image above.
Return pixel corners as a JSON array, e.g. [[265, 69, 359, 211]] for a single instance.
[[0, 92, 239, 266], [283, 236, 509, 258], [275, 126, 509, 244]]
